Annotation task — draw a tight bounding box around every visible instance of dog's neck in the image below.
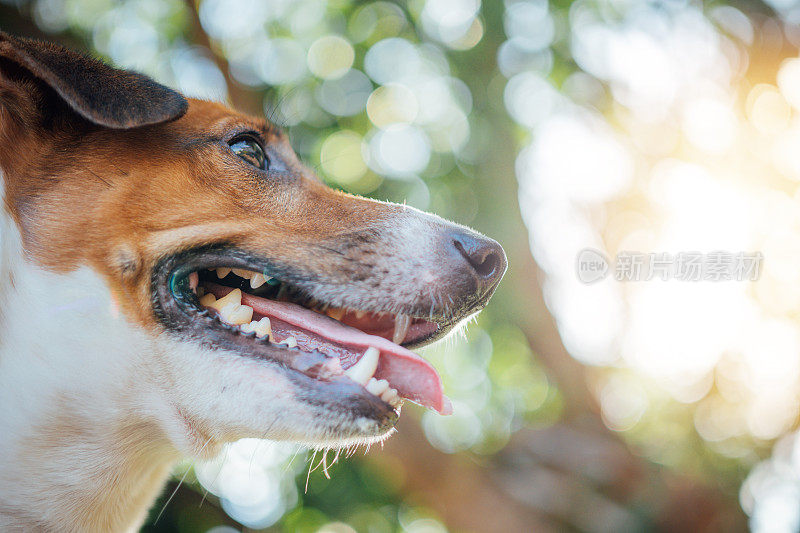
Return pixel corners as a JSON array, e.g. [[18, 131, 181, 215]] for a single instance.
[[0, 190, 183, 531]]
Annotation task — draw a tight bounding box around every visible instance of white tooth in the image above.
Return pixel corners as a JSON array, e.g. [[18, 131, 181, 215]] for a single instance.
[[219, 302, 253, 326], [199, 293, 217, 307], [381, 387, 398, 403], [216, 267, 231, 278], [228, 305, 253, 325], [281, 336, 297, 348], [218, 302, 238, 319], [393, 314, 411, 344], [354, 310, 366, 319], [210, 288, 241, 311], [254, 317, 271, 338], [218, 302, 251, 326], [345, 347, 379, 385], [250, 273, 267, 289], [240, 320, 258, 333], [232, 268, 251, 279], [366, 378, 389, 396]]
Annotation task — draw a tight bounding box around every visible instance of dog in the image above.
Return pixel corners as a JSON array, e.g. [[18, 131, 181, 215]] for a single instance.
[[0, 32, 506, 531]]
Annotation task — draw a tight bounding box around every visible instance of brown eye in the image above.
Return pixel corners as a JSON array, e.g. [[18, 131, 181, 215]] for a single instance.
[[229, 137, 268, 170]]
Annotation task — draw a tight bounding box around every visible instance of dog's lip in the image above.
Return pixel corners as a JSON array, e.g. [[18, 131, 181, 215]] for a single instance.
[[168, 252, 450, 334], [152, 245, 456, 423]]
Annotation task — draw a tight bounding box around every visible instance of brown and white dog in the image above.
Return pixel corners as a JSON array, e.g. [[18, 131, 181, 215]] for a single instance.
[[0, 33, 506, 531]]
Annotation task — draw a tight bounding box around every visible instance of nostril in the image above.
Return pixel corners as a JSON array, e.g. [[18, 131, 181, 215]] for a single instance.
[[474, 250, 501, 278], [453, 238, 503, 279]]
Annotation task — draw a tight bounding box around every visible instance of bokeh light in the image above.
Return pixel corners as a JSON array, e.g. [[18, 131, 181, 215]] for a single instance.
[[505, 1, 800, 529]]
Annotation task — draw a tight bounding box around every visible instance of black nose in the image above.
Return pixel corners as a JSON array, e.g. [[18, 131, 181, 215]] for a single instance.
[[451, 230, 507, 287]]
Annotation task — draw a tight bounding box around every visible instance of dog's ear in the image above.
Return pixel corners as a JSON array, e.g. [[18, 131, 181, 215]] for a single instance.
[[0, 32, 187, 129]]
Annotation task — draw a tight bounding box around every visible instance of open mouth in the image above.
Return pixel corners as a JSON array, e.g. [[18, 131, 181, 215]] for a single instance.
[[154, 247, 453, 418]]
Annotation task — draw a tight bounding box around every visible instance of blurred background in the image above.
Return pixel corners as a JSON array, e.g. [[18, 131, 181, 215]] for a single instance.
[[4, 0, 800, 530]]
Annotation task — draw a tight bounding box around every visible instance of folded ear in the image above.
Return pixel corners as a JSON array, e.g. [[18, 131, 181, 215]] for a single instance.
[[0, 32, 187, 129]]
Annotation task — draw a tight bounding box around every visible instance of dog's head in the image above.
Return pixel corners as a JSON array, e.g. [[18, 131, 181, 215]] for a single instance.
[[0, 33, 505, 451]]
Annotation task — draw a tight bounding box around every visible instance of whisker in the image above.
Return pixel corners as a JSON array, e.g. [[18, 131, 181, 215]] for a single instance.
[[305, 449, 318, 493], [156, 435, 214, 523]]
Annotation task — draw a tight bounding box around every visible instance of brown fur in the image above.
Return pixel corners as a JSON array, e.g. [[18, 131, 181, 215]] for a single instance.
[[1, 98, 433, 331]]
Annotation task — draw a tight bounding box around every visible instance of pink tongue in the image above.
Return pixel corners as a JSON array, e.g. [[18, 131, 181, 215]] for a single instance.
[[207, 284, 449, 414]]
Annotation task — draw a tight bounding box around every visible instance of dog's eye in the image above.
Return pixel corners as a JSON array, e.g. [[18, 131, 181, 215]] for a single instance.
[[229, 138, 268, 170]]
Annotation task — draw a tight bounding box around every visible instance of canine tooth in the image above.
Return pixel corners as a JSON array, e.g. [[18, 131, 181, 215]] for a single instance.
[[393, 314, 411, 344], [250, 273, 267, 288], [199, 293, 217, 307], [253, 317, 271, 338], [345, 347, 379, 385], [211, 288, 241, 311], [216, 267, 231, 278], [366, 378, 389, 396], [232, 268, 251, 278]]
